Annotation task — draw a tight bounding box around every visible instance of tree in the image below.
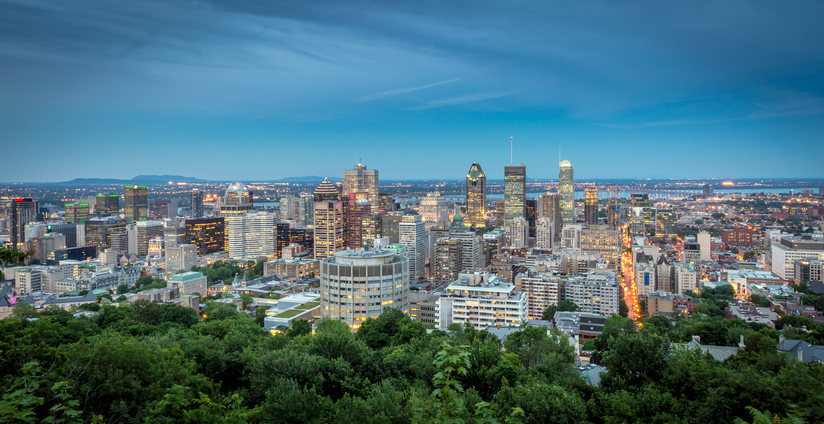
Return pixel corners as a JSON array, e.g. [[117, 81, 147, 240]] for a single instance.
[[542, 300, 579, 321], [748, 294, 770, 308], [240, 294, 254, 310], [117, 284, 128, 295], [733, 406, 805, 424], [286, 319, 312, 338]]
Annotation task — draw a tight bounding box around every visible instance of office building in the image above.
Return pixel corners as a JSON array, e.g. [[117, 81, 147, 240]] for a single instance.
[[85, 217, 128, 251], [465, 163, 487, 228], [559, 160, 574, 227], [434, 238, 462, 284], [561, 224, 584, 250], [703, 184, 713, 197], [630, 194, 651, 228], [655, 209, 676, 236], [525, 198, 537, 239], [581, 225, 621, 267], [772, 236, 824, 281], [515, 272, 563, 320], [95, 194, 119, 216], [64, 203, 89, 224], [362, 214, 382, 246], [629, 207, 645, 236], [495, 199, 506, 228], [225, 213, 275, 259], [504, 164, 526, 227], [191, 189, 204, 218], [275, 222, 290, 259], [149, 198, 178, 220], [674, 263, 698, 295], [508, 217, 529, 248], [346, 194, 371, 249], [216, 182, 253, 217], [299, 193, 315, 228], [184, 217, 226, 255], [794, 258, 823, 285], [124, 185, 148, 223], [636, 261, 657, 297], [279, 196, 300, 220], [536, 217, 555, 250], [169, 271, 208, 297], [607, 198, 620, 230], [420, 192, 449, 226], [564, 271, 619, 315], [722, 228, 753, 247], [166, 244, 197, 274], [135, 221, 164, 256], [435, 271, 528, 330], [319, 247, 409, 329], [584, 187, 598, 226], [538, 192, 562, 236], [264, 257, 318, 279], [314, 177, 341, 202], [314, 200, 346, 260], [46, 246, 97, 265], [683, 241, 701, 268], [399, 215, 426, 280], [46, 223, 78, 248], [342, 162, 379, 208], [381, 214, 403, 244], [11, 198, 38, 248]]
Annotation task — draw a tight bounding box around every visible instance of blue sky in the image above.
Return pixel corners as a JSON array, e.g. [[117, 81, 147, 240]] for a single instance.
[[1, 0, 823, 182]]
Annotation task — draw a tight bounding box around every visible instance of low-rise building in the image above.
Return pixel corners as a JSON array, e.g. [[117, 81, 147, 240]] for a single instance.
[[169, 271, 208, 297], [264, 257, 319, 279], [554, 311, 607, 340], [435, 271, 527, 330]]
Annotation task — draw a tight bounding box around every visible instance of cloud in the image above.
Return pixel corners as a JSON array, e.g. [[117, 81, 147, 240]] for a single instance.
[[408, 91, 514, 110], [750, 91, 824, 119], [596, 118, 739, 129], [354, 78, 461, 102]]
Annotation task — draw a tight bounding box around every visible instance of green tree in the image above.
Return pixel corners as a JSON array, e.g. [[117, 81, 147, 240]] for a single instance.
[[542, 300, 579, 321], [733, 406, 805, 424]]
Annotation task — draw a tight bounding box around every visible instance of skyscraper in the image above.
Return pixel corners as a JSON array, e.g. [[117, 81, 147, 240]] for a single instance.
[[399, 215, 426, 280], [525, 198, 536, 240], [346, 194, 371, 249], [191, 189, 204, 218], [465, 163, 486, 228], [314, 177, 341, 202], [420, 192, 449, 226], [225, 213, 275, 259], [299, 193, 315, 228], [64, 203, 89, 224], [313, 200, 346, 260], [608, 197, 620, 229], [538, 192, 562, 236], [11, 198, 38, 248], [184, 217, 225, 255], [504, 164, 526, 227], [342, 162, 379, 207], [630, 194, 651, 228], [124, 185, 148, 223], [559, 160, 574, 227], [584, 187, 598, 226], [536, 217, 554, 250], [216, 182, 253, 217], [96, 194, 120, 216]]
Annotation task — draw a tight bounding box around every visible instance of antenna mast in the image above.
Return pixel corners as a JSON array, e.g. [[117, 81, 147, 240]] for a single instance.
[[510, 136, 513, 165]]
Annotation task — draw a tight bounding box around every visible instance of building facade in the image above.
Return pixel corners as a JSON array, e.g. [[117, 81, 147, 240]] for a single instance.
[[342, 162, 379, 208], [184, 217, 225, 255], [465, 163, 487, 228], [124, 185, 148, 223], [504, 164, 526, 227], [559, 160, 574, 227]]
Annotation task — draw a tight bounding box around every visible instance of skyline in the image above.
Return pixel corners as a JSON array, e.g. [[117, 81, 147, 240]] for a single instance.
[[2, 1, 824, 181]]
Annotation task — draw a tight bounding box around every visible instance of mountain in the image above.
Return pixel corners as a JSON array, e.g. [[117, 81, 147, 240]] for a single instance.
[[56, 175, 208, 185], [274, 176, 341, 183]]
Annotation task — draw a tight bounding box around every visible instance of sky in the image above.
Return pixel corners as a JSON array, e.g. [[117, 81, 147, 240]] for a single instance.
[[1, 0, 823, 182]]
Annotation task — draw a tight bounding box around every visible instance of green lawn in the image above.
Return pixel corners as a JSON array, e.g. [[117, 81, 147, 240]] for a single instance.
[[295, 301, 320, 310], [274, 309, 305, 318]]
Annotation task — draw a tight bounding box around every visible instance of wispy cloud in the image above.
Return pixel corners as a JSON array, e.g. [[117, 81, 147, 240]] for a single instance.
[[750, 92, 824, 119], [596, 118, 738, 129], [408, 91, 513, 110], [354, 78, 461, 102]]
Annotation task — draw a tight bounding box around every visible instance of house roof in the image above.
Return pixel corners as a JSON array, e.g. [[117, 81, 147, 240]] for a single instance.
[[672, 340, 740, 362], [776, 339, 824, 363]]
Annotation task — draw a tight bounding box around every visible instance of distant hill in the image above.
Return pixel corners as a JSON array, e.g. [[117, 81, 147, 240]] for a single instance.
[[275, 176, 341, 183], [56, 175, 208, 185]]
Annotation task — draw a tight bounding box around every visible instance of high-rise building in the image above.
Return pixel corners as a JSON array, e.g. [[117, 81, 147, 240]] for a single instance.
[[771, 236, 824, 281], [46, 223, 78, 248], [559, 160, 574, 227], [495, 199, 506, 228], [581, 225, 621, 267], [11, 198, 38, 248], [561, 224, 583, 250], [299, 193, 315, 228], [449, 230, 482, 272], [314, 177, 341, 202], [465, 163, 487, 228], [584, 187, 598, 226], [683, 241, 701, 268], [420, 192, 449, 226], [636, 261, 657, 297], [362, 214, 382, 246], [538, 192, 562, 236], [381, 214, 403, 244], [150, 198, 177, 220], [525, 198, 536, 240], [504, 164, 526, 227], [399, 215, 426, 280], [703, 184, 713, 197], [536, 217, 555, 250], [673, 263, 698, 295], [346, 194, 371, 249], [630, 207, 645, 236], [313, 200, 346, 260], [564, 271, 619, 316], [320, 248, 409, 330], [655, 209, 676, 236], [608, 197, 620, 230], [135, 221, 164, 256], [124, 185, 148, 223], [630, 194, 651, 228], [96, 194, 120, 216], [275, 223, 290, 259], [697, 231, 712, 262], [342, 162, 379, 208], [508, 217, 529, 248], [225, 213, 275, 259], [191, 189, 204, 218], [216, 183, 253, 217], [85, 216, 128, 251], [184, 217, 225, 255], [434, 238, 462, 284], [166, 244, 197, 274], [279, 197, 300, 221], [64, 203, 89, 224], [435, 271, 528, 330]]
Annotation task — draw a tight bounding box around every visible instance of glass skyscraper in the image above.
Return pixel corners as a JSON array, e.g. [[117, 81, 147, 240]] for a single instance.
[[559, 160, 574, 227], [342, 162, 379, 208], [504, 164, 526, 227], [191, 189, 203, 218], [465, 163, 486, 228], [124, 185, 148, 223], [584, 187, 598, 226]]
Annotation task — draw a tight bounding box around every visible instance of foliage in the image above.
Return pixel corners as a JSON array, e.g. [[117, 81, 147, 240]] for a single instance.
[[541, 299, 579, 321]]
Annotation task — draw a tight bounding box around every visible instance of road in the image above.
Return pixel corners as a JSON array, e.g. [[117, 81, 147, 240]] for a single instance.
[[620, 224, 641, 321]]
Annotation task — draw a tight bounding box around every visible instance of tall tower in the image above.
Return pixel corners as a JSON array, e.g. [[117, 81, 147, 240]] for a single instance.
[[465, 163, 486, 228], [504, 164, 526, 227], [559, 160, 574, 227], [399, 215, 426, 280], [96, 194, 120, 216], [191, 189, 203, 218], [342, 162, 379, 208], [630, 194, 651, 228], [314, 177, 341, 202], [538, 192, 562, 236], [11, 198, 38, 248], [124, 185, 148, 223], [584, 187, 598, 226], [608, 189, 620, 229]]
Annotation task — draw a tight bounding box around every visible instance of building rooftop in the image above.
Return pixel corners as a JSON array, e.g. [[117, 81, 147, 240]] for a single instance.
[[170, 271, 205, 282]]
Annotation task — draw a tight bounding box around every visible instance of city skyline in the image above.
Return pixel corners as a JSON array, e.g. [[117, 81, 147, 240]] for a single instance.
[[2, 1, 824, 182]]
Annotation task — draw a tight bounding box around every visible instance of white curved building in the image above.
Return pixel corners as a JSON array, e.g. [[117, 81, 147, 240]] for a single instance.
[[320, 247, 409, 329]]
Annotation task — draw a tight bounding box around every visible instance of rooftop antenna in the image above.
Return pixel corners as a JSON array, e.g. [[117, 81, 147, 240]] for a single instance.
[[510, 136, 513, 164], [559, 145, 561, 166]]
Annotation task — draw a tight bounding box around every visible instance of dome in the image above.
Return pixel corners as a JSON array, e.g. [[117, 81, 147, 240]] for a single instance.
[[225, 182, 246, 196], [356, 198, 370, 206]]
